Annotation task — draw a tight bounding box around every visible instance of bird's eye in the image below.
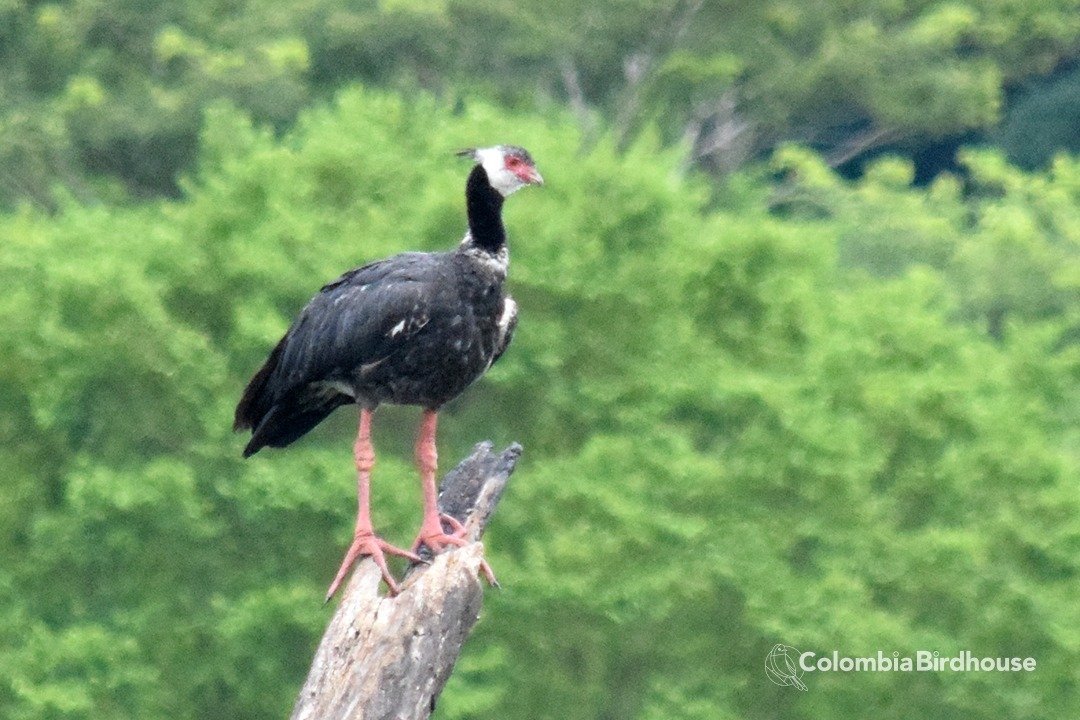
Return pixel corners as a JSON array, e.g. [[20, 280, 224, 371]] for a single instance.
[[505, 156, 522, 168]]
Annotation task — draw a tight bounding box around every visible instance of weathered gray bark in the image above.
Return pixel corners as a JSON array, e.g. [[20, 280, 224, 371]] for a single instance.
[[291, 442, 522, 720]]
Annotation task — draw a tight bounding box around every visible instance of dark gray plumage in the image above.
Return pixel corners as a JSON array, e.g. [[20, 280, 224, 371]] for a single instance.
[[235, 251, 516, 456], [234, 145, 538, 458]]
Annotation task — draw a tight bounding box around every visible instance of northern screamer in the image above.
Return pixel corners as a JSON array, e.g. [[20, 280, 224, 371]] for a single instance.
[[234, 146, 543, 599]]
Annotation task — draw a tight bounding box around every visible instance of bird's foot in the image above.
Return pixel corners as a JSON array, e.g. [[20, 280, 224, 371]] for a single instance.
[[411, 513, 500, 588], [325, 531, 422, 602], [411, 512, 468, 553]]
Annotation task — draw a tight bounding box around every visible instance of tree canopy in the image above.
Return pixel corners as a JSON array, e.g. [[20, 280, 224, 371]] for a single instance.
[[2, 0, 1079, 207], [1, 2, 1078, 718]]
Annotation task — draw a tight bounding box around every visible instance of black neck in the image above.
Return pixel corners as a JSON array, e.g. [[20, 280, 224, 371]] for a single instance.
[[465, 164, 506, 252]]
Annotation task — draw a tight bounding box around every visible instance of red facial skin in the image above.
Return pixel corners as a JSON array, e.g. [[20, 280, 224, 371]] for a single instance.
[[504, 154, 543, 185]]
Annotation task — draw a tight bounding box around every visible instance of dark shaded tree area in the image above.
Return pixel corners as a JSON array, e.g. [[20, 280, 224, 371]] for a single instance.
[[1, 0, 1079, 208]]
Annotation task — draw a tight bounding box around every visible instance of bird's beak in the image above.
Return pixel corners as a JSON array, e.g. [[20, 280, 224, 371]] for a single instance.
[[525, 167, 544, 186]]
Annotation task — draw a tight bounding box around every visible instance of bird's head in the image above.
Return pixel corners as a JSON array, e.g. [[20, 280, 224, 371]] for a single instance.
[[457, 145, 543, 197]]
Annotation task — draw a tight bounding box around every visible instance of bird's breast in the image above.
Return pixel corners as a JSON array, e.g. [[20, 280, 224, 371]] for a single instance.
[[345, 280, 511, 409]]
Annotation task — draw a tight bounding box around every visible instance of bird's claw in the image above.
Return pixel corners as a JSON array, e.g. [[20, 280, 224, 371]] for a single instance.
[[411, 512, 470, 554], [412, 514, 500, 589], [411, 530, 469, 555], [325, 531, 421, 602], [439, 513, 467, 535]]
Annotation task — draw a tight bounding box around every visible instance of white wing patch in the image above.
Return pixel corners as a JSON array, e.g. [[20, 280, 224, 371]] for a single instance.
[[387, 313, 429, 339], [498, 297, 518, 336]]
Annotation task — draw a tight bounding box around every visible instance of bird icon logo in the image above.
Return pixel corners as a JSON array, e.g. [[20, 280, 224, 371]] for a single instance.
[[765, 644, 808, 690]]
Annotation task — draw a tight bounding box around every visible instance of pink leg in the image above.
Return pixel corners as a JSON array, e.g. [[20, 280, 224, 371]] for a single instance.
[[410, 410, 499, 586], [325, 408, 421, 601]]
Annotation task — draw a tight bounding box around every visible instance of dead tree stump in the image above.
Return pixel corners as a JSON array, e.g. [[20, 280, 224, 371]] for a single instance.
[[291, 442, 522, 720]]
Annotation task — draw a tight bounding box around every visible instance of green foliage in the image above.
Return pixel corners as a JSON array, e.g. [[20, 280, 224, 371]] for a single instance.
[[771, 145, 1080, 339], [1, 86, 1077, 718], [1, 0, 1079, 207]]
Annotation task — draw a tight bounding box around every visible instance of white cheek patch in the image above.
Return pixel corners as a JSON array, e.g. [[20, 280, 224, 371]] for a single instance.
[[475, 147, 523, 197]]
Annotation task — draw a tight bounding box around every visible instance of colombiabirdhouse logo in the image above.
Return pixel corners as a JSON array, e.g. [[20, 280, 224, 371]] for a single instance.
[[764, 644, 807, 691], [766, 646, 1037, 690]]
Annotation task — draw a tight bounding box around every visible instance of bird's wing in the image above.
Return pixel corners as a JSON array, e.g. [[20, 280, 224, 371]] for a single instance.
[[269, 253, 442, 394]]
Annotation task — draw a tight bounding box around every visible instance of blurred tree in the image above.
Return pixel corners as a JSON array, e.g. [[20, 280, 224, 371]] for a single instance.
[[769, 145, 1080, 345], [1, 0, 1079, 207], [0, 88, 1075, 719]]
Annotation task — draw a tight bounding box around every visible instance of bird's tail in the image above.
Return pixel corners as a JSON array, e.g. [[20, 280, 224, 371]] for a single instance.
[[235, 337, 349, 456], [234, 337, 287, 434], [242, 398, 346, 457]]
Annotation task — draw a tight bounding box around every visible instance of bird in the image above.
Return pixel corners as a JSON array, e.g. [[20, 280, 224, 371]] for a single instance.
[[234, 145, 543, 600]]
